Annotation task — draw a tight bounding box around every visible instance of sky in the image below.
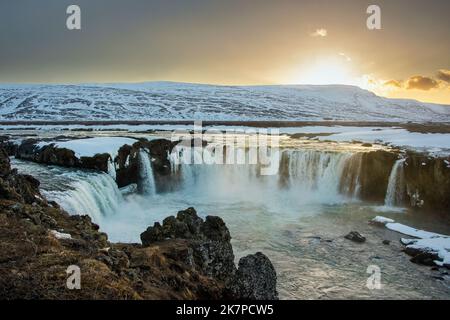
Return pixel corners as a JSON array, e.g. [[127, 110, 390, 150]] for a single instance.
[[0, 0, 449, 104]]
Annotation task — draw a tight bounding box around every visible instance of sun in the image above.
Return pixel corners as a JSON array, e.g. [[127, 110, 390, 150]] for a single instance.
[[287, 56, 357, 86]]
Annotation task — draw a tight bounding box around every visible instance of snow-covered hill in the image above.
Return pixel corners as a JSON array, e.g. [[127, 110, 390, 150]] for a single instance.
[[0, 82, 448, 122]]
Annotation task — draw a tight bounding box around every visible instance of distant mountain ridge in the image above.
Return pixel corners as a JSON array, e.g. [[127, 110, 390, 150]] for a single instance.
[[0, 82, 448, 122]]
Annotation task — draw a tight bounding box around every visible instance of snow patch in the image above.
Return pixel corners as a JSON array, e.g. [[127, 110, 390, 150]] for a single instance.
[[371, 216, 395, 225], [372, 216, 450, 267], [50, 230, 72, 240], [38, 137, 136, 159]]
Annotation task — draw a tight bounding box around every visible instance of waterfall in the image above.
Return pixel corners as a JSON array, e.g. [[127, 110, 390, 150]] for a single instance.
[[339, 152, 363, 198], [107, 158, 116, 181], [283, 150, 359, 196], [168, 146, 363, 204], [45, 173, 123, 224], [385, 158, 406, 207], [138, 149, 156, 195]]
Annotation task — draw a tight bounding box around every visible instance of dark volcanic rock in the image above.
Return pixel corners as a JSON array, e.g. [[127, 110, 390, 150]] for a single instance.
[[0, 148, 43, 204], [403, 152, 450, 212], [115, 144, 138, 187], [0, 148, 10, 176], [358, 150, 398, 202], [141, 207, 278, 299], [115, 139, 176, 189], [344, 231, 366, 243], [16, 139, 110, 172], [14, 138, 176, 183], [403, 246, 440, 267], [0, 136, 18, 156], [230, 252, 278, 300], [140, 207, 229, 244], [141, 207, 236, 281]]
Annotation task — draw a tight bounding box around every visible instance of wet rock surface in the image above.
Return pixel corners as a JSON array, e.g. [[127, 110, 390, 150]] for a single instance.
[[344, 231, 366, 243], [403, 152, 450, 212], [114, 139, 176, 188], [358, 150, 398, 202]]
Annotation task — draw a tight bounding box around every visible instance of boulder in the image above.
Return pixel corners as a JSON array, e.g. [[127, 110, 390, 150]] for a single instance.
[[230, 252, 278, 300], [404, 247, 440, 266], [344, 231, 366, 243]]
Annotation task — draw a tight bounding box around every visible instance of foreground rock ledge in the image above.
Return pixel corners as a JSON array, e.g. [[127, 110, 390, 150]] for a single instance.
[[0, 147, 277, 300], [141, 207, 278, 300]]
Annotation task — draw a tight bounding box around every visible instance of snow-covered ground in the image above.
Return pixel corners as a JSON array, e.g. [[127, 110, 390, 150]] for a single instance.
[[37, 137, 137, 159], [371, 216, 450, 267], [0, 82, 449, 122], [3, 123, 450, 156], [282, 126, 450, 156]]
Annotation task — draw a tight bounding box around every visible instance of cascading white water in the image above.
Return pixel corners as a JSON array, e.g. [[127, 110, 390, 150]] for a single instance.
[[285, 150, 354, 192], [138, 149, 156, 195], [46, 173, 123, 224], [107, 158, 116, 180], [385, 158, 406, 207], [168, 147, 362, 204]]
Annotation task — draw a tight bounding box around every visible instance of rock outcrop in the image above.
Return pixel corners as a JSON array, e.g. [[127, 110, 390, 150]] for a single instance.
[[403, 152, 450, 212], [115, 139, 176, 188], [0, 136, 17, 156], [358, 150, 398, 202], [15, 138, 111, 172], [140, 207, 278, 299], [10, 137, 177, 191]]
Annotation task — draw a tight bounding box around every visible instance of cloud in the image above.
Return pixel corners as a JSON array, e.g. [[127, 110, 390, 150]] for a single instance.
[[383, 80, 402, 88], [437, 69, 450, 83], [310, 28, 327, 37], [338, 52, 351, 62], [406, 75, 439, 90]]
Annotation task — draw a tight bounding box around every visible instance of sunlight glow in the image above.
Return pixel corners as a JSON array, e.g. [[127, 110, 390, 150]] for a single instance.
[[288, 57, 357, 86]]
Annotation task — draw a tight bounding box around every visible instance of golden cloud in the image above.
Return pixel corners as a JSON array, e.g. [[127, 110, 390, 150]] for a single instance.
[[383, 80, 402, 88], [406, 76, 439, 91], [437, 69, 450, 83], [310, 28, 327, 37]]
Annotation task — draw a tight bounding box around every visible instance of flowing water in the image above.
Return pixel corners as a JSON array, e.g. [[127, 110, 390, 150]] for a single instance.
[[138, 149, 156, 195], [384, 158, 406, 207], [10, 144, 450, 299]]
